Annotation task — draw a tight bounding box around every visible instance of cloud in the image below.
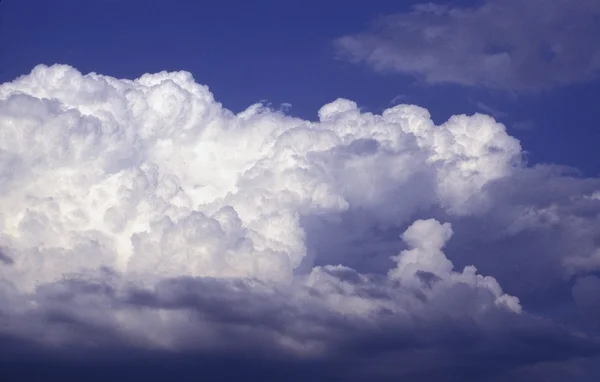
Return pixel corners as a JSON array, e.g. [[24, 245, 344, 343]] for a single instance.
[[335, 0, 600, 91], [2, 222, 597, 380], [0, 64, 525, 290], [0, 247, 14, 265], [474, 101, 507, 119], [389, 93, 409, 105], [1, 64, 600, 380]]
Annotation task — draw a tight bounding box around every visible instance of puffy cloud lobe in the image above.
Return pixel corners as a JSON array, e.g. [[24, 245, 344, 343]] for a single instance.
[[1, 65, 600, 380], [335, 0, 600, 91], [0, 64, 522, 289]]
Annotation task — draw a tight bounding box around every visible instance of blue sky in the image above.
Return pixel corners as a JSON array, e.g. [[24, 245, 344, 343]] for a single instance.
[[2, 0, 599, 175], [2, 1, 600, 381]]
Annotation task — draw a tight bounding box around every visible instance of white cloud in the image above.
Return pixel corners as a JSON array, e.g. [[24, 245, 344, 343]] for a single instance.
[[389, 94, 409, 105], [0, 64, 523, 291], [335, 0, 600, 91], [0, 65, 599, 379]]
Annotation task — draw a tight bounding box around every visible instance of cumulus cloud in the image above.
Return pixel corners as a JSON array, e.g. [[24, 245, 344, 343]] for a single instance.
[[0, 64, 524, 290], [1, 64, 600, 380], [335, 0, 600, 91]]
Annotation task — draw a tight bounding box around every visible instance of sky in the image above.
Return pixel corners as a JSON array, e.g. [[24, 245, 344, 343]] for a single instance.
[[1, 0, 600, 381]]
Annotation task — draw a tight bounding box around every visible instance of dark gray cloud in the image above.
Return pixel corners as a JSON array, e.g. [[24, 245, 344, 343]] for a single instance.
[[2, 274, 600, 382], [0, 247, 14, 265], [335, 0, 600, 91]]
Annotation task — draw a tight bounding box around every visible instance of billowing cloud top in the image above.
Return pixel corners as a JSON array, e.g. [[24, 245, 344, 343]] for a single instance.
[[1, 64, 600, 381], [335, 0, 600, 91]]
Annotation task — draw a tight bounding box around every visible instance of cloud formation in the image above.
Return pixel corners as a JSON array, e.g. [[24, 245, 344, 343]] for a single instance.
[[0, 64, 524, 290], [335, 0, 600, 91], [1, 64, 600, 380]]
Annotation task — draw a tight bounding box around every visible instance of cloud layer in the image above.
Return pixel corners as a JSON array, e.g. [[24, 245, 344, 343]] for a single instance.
[[1, 64, 600, 380], [335, 0, 600, 91]]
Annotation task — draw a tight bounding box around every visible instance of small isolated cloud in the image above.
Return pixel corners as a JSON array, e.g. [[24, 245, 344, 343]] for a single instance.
[[279, 102, 293, 112], [474, 100, 507, 119], [335, 0, 600, 91], [1, 65, 600, 380], [389, 93, 409, 105]]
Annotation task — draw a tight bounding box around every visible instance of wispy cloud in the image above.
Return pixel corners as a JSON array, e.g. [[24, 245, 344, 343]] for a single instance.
[[474, 100, 507, 119], [389, 93, 409, 105], [335, 0, 600, 91]]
